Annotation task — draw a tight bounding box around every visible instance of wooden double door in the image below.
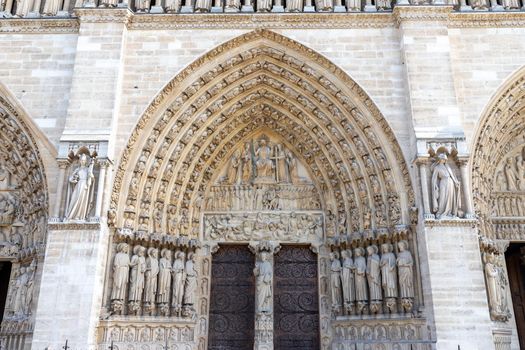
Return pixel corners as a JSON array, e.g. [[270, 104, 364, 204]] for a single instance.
[[207, 245, 319, 350], [506, 244, 525, 349]]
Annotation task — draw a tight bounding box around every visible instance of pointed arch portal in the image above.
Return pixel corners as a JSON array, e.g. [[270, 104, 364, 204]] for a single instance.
[[103, 29, 425, 350]]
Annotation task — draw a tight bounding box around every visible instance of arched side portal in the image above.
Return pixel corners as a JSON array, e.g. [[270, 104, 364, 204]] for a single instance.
[[101, 30, 428, 350], [0, 84, 50, 349], [471, 68, 525, 343]]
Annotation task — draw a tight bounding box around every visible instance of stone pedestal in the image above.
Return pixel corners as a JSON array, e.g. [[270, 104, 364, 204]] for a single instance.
[[31, 223, 109, 349]]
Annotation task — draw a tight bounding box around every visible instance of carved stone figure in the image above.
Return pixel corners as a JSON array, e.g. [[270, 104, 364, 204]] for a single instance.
[[195, 0, 212, 11], [315, 0, 333, 11], [484, 253, 511, 321], [13, 267, 28, 317], [504, 157, 519, 191], [397, 240, 414, 312], [42, 0, 62, 16], [286, 0, 302, 11], [129, 245, 147, 314], [366, 245, 382, 313], [111, 243, 130, 314], [144, 248, 159, 313], [172, 251, 186, 315], [502, 0, 520, 8], [0, 193, 15, 225], [14, 0, 34, 17], [274, 144, 290, 183], [256, 0, 271, 11], [157, 248, 172, 315], [226, 149, 241, 184], [341, 250, 355, 313], [380, 243, 397, 312], [354, 247, 368, 313], [164, 0, 182, 12], [255, 139, 275, 181], [286, 149, 300, 184], [99, 0, 118, 6], [254, 251, 273, 313], [65, 154, 95, 221], [182, 252, 197, 315], [241, 142, 253, 184], [135, 0, 151, 12], [517, 155, 525, 191], [330, 251, 343, 313], [431, 153, 461, 219], [24, 260, 36, 316], [225, 0, 241, 10]]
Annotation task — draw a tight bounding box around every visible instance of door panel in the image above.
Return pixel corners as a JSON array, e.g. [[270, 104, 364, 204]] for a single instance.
[[274, 246, 319, 350], [506, 244, 525, 349], [208, 245, 255, 350]]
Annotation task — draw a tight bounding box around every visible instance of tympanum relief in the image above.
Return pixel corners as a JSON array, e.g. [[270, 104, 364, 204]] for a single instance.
[[489, 144, 525, 240], [204, 136, 324, 245]]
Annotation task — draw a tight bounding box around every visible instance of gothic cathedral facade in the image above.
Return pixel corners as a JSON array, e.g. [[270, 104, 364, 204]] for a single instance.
[[0, 2, 525, 350]]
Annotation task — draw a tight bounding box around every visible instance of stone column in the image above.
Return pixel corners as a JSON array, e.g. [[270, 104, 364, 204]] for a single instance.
[[459, 159, 475, 219], [249, 241, 280, 350], [95, 159, 110, 219], [417, 159, 434, 220], [51, 159, 69, 222]]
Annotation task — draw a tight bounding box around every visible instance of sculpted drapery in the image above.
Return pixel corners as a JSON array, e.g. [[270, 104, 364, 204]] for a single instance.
[[66, 154, 95, 221], [254, 251, 273, 313], [431, 153, 461, 219]]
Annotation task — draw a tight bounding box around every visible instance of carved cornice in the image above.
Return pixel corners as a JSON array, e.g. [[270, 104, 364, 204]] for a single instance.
[[48, 222, 101, 230], [129, 12, 394, 30], [393, 5, 453, 26], [0, 18, 79, 33], [449, 11, 525, 28], [424, 218, 478, 227], [73, 8, 132, 24]]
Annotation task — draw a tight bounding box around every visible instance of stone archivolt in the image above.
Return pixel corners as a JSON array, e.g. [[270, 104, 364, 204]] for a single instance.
[[0, 90, 49, 345], [472, 71, 525, 241], [110, 30, 413, 242]]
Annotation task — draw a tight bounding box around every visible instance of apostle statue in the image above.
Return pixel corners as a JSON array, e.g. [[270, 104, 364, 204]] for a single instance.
[[285, 149, 300, 184], [431, 153, 461, 219], [135, 0, 150, 12], [329, 251, 343, 313], [65, 154, 95, 221], [42, 0, 62, 16], [396, 240, 414, 312], [341, 250, 355, 313], [286, 0, 302, 11], [484, 253, 511, 321], [366, 245, 382, 313], [129, 245, 147, 314], [13, 267, 28, 317], [144, 248, 159, 314], [255, 139, 275, 181], [380, 243, 397, 312], [354, 247, 368, 314], [256, 0, 271, 11], [172, 251, 186, 315], [315, 0, 333, 11], [14, 0, 34, 17], [226, 149, 241, 185], [195, 0, 212, 11], [182, 252, 198, 316], [241, 142, 253, 184], [274, 144, 290, 183], [157, 249, 172, 315], [504, 157, 519, 191], [164, 0, 181, 12], [111, 243, 130, 314], [254, 251, 273, 314]]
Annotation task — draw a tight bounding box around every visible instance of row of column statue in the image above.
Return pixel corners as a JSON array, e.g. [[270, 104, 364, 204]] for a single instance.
[[4, 260, 37, 320], [110, 243, 198, 317], [330, 240, 414, 316]]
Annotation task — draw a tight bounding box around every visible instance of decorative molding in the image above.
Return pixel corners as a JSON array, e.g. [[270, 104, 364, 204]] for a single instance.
[[48, 222, 101, 230], [424, 218, 478, 227], [0, 18, 79, 33], [393, 5, 453, 26], [128, 12, 395, 30], [73, 8, 132, 24], [449, 11, 525, 28]]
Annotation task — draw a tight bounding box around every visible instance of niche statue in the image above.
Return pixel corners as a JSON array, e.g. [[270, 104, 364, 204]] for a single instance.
[[65, 154, 95, 221], [431, 153, 461, 219]]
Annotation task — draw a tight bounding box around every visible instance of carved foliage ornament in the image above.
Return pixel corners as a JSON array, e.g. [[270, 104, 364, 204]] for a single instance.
[[109, 29, 413, 239]]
